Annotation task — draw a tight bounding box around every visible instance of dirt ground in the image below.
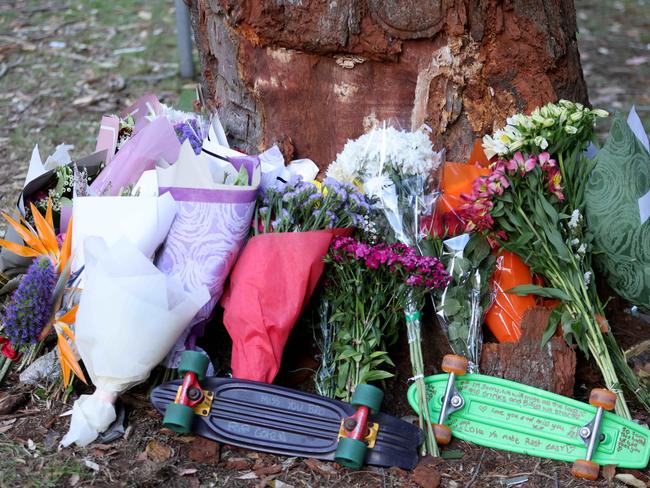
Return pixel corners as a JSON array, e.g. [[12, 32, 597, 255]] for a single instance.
[[0, 1, 650, 487]]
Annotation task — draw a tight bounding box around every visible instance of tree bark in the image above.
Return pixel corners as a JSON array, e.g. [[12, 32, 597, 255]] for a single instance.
[[190, 0, 588, 168]]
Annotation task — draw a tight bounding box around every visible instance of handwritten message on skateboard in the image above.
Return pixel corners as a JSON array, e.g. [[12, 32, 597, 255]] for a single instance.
[[413, 374, 649, 468]]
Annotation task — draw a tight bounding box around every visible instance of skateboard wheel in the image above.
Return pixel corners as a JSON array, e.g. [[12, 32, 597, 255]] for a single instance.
[[589, 388, 617, 411], [432, 423, 452, 445], [351, 384, 384, 414], [335, 437, 367, 469], [441, 355, 469, 376], [571, 459, 599, 481], [163, 403, 194, 433], [178, 350, 210, 381]]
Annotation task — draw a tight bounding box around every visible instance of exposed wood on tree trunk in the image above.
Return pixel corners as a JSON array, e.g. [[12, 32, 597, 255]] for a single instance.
[[190, 0, 588, 168], [480, 307, 577, 396]]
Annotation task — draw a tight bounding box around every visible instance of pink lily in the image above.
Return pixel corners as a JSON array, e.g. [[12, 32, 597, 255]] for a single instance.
[[524, 156, 537, 172], [538, 151, 556, 170]]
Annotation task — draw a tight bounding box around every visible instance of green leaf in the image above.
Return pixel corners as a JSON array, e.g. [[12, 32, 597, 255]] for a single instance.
[[441, 298, 460, 317], [507, 284, 571, 301], [362, 370, 394, 383], [546, 229, 571, 262], [539, 196, 559, 226], [541, 305, 562, 347]]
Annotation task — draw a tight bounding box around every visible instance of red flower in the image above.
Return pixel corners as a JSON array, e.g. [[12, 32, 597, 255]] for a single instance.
[[0, 337, 20, 361]]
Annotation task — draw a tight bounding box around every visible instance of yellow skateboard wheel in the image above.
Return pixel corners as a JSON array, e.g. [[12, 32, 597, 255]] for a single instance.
[[571, 459, 599, 481], [589, 388, 617, 411], [441, 355, 469, 376], [432, 423, 452, 445]]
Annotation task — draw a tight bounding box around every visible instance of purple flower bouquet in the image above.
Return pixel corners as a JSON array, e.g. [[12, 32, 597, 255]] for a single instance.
[[155, 143, 261, 364]]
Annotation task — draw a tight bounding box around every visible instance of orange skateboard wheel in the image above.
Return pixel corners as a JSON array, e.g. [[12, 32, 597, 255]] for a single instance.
[[432, 423, 452, 445], [571, 459, 599, 481], [441, 355, 469, 376], [589, 388, 617, 411]]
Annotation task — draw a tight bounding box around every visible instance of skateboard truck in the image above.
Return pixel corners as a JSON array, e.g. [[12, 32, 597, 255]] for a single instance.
[[174, 371, 214, 417], [432, 354, 469, 446], [334, 384, 384, 469], [338, 411, 379, 449], [163, 351, 211, 433], [571, 388, 617, 481]]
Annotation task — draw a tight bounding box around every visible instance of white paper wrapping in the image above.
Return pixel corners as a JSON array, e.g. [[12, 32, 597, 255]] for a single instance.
[[71, 192, 177, 277], [61, 237, 209, 447]]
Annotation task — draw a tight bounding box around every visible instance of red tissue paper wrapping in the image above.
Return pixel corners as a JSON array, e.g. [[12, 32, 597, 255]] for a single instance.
[[221, 228, 352, 383]]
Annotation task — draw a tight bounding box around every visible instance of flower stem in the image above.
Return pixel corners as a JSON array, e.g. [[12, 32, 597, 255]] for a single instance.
[[0, 357, 13, 384]]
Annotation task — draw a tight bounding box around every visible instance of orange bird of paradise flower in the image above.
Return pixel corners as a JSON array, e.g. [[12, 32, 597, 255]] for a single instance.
[[0, 199, 72, 273], [0, 199, 84, 385], [54, 305, 87, 387]]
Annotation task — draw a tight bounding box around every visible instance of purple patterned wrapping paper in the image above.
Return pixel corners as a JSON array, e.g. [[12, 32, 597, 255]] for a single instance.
[[155, 188, 257, 365]]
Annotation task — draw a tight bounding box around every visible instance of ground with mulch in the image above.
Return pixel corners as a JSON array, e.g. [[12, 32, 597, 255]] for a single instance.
[[1, 0, 650, 487]]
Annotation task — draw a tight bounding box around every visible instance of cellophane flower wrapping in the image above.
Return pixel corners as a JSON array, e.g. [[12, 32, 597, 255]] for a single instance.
[[423, 234, 495, 373], [319, 237, 449, 402], [61, 237, 209, 447], [484, 250, 536, 343], [90, 116, 181, 196], [155, 141, 261, 365], [221, 176, 367, 383], [328, 123, 444, 455], [459, 100, 650, 417]]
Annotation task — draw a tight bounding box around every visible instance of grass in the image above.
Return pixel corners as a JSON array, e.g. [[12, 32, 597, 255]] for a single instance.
[[0, 0, 194, 215], [0, 435, 92, 487]]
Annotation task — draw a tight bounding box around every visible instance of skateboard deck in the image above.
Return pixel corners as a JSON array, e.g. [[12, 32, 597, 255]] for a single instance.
[[407, 374, 650, 469], [152, 377, 423, 469]]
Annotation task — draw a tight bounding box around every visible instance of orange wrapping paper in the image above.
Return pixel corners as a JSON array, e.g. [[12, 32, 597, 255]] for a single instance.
[[485, 251, 536, 343]]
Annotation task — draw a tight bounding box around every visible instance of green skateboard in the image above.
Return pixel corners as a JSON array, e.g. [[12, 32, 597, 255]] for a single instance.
[[408, 355, 650, 481]]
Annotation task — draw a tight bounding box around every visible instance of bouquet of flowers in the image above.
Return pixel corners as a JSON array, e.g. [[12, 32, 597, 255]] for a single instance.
[[327, 124, 444, 455], [61, 237, 209, 447], [154, 142, 260, 365], [319, 237, 449, 401], [421, 233, 495, 372], [460, 100, 649, 418], [0, 200, 83, 387], [220, 176, 369, 383]]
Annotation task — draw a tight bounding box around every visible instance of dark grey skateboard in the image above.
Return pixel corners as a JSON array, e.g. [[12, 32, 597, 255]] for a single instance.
[[151, 376, 423, 469]]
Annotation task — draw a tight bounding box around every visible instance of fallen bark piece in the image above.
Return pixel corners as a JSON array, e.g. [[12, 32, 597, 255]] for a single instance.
[[188, 436, 220, 465], [480, 307, 576, 396], [224, 457, 253, 471], [254, 463, 283, 477], [304, 458, 337, 476], [144, 440, 173, 462], [601, 464, 616, 481], [411, 456, 442, 488]]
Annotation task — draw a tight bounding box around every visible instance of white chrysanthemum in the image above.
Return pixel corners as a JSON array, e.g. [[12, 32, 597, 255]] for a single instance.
[[584, 271, 592, 287], [327, 126, 442, 181]]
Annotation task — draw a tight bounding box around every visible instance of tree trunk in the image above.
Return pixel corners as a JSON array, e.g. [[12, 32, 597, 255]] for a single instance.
[[189, 0, 588, 168]]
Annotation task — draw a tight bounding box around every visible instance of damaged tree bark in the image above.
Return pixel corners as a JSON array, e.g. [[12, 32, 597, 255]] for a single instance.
[[189, 0, 588, 167], [480, 307, 577, 396]]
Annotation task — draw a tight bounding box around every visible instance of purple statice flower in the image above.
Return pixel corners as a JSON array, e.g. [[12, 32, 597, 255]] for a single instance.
[[174, 119, 206, 154], [2, 258, 57, 347]]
